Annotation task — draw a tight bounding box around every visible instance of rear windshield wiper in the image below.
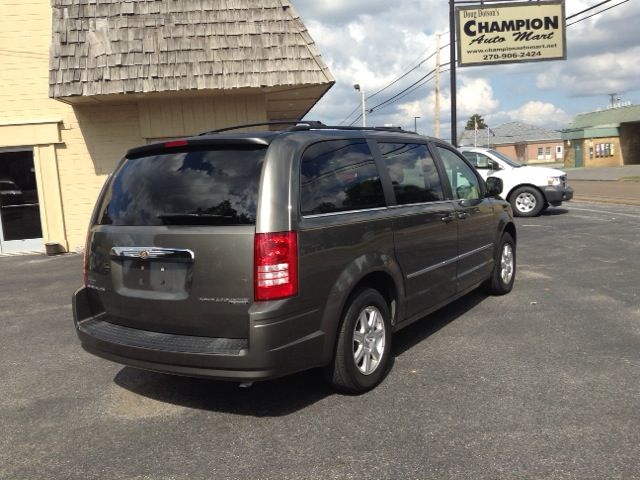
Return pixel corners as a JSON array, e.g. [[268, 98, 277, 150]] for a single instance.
[[157, 213, 238, 225]]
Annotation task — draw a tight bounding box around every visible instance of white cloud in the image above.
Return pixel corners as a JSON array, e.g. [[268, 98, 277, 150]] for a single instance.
[[536, 46, 640, 98], [295, 0, 640, 139], [456, 78, 499, 118], [510, 101, 571, 128], [347, 23, 366, 43]]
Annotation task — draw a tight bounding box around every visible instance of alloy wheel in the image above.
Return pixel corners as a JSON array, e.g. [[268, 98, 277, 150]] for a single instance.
[[352, 306, 386, 375], [500, 243, 514, 285]]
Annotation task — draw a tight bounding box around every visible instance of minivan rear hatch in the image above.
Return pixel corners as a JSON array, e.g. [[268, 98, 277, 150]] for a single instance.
[[85, 141, 268, 339]]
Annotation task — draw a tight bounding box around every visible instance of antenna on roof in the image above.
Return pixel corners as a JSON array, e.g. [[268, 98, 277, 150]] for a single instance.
[[607, 93, 624, 109]]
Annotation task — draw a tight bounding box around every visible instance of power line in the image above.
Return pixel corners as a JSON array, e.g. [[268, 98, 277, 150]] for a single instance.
[[566, 0, 615, 19], [369, 62, 451, 113], [372, 68, 451, 115], [340, 42, 450, 125], [347, 66, 451, 125], [567, 0, 629, 26], [367, 45, 449, 101], [368, 68, 437, 112], [338, 104, 362, 126], [389, 69, 451, 107]]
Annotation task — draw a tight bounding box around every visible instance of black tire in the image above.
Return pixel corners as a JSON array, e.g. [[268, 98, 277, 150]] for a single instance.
[[324, 288, 392, 394], [510, 186, 544, 217], [486, 232, 516, 295]]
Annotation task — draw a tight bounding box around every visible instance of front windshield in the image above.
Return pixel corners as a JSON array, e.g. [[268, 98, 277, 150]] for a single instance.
[[489, 150, 523, 168]]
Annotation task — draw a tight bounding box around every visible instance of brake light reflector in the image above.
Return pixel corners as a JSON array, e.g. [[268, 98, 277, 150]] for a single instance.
[[254, 232, 298, 301], [164, 140, 188, 148]]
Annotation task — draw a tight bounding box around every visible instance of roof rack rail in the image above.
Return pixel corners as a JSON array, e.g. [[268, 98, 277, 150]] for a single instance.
[[198, 121, 418, 135], [198, 120, 326, 135], [289, 125, 416, 134]]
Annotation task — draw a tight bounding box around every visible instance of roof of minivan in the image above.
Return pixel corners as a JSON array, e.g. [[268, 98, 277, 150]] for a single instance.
[[127, 127, 439, 157]]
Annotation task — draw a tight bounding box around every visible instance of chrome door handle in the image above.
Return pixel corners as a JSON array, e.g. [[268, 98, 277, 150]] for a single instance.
[[441, 214, 455, 223]]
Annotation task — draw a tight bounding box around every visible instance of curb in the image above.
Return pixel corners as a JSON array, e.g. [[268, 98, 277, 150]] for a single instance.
[[572, 196, 640, 207]]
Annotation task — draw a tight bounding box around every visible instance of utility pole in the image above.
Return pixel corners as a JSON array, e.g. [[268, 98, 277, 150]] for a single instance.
[[414, 116, 421, 133], [434, 33, 441, 138], [354, 84, 366, 127], [449, 0, 457, 146]]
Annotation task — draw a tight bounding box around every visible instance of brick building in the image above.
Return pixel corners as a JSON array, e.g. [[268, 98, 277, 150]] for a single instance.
[[561, 104, 640, 168], [0, 0, 334, 254], [458, 122, 564, 164]]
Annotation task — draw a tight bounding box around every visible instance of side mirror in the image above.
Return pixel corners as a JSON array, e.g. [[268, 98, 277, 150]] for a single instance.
[[485, 177, 503, 197]]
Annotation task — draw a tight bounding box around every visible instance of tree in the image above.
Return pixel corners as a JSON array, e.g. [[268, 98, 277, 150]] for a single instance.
[[465, 113, 487, 130]]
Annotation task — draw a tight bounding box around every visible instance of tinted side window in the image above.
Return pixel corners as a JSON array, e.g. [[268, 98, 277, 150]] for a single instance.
[[436, 146, 482, 200], [379, 143, 444, 204], [97, 146, 266, 226], [300, 140, 385, 215]]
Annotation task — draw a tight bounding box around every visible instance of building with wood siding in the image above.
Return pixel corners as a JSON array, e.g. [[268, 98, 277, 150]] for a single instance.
[[0, 0, 334, 254]]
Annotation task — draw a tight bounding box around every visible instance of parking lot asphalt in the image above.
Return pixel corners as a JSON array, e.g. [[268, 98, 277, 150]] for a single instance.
[[1, 202, 639, 480]]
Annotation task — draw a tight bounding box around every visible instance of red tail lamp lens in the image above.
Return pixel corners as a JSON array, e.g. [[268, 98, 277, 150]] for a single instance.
[[254, 232, 298, 301]]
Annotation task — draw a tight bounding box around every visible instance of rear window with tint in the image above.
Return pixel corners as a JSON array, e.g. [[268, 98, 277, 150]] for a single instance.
[[97, 146, 266, 226]]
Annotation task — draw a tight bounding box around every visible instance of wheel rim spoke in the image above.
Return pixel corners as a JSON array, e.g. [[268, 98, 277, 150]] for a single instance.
[[354, 345, 365, 364], [362, 351, 371, 373], [370, 345, 382, 362]]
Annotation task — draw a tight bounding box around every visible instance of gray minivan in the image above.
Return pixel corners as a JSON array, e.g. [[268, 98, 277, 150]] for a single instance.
[[73, 122, 516, 393]]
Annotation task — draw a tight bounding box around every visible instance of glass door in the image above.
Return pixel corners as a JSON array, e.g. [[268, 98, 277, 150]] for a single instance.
[[574, 142, 584, 168], [0, 150, 43, 254]]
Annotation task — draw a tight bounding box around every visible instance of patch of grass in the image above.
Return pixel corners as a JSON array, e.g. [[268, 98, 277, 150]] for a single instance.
[[618, 176, 640, 182]]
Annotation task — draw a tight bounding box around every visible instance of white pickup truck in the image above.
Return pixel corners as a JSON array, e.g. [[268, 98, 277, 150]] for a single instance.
[[459, 147, 574, 217]]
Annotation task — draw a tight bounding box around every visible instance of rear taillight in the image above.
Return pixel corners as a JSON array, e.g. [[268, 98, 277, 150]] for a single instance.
[[254, 232, 298, 301]]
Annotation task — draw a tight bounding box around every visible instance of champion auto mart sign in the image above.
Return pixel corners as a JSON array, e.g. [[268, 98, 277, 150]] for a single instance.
[[456, 1, 566, 67]]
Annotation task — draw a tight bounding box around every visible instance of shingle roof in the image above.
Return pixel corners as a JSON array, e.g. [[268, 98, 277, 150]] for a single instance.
[[565, 104, 640, 129], [49, 0, 335, 98], [458, 121, 561, 146]]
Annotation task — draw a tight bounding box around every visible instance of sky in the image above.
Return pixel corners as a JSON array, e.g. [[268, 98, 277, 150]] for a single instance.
[[294, 0, 640, 142]]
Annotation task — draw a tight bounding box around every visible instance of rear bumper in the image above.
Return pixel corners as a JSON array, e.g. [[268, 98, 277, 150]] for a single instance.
[[542, 185, 574, 206], [73, 287, 325, 381]]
